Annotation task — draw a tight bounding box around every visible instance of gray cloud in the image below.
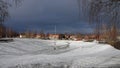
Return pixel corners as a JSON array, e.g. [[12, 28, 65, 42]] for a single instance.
[[5, 0, 94, 33]]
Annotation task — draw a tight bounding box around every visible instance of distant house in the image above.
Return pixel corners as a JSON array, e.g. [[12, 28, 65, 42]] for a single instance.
[[49, 34, 60, 40], [64, 34, 70, 40], [69, 35, 77, 40], [19, 32, 36, 38], [36, 34, 42, 39], [36, 34, 45, 39], [19, 34, 26, 38]]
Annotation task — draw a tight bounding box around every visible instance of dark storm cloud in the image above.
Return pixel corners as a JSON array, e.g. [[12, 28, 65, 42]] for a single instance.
[[5, 0, 94, 33]]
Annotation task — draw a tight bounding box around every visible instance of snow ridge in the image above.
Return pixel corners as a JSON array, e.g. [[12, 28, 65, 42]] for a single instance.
[[0, 38, 120, 68]]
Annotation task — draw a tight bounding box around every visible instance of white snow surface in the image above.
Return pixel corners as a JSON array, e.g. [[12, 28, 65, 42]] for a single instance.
[[0, 38, 120, 68]]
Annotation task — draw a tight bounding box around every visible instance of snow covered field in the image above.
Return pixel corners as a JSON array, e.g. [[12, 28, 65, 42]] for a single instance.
[[0, 38, 120, 68]]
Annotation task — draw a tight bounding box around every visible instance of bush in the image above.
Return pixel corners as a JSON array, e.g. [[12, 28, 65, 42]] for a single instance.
[[107, 40, 120, 50], [84, 39, 94, 42], [98, 40, 107, 44]]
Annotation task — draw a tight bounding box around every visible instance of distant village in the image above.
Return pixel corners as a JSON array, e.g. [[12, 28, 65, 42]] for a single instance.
[[19, 32, 95, 41], [0, 26, 96, 41], [0, 25, 120, 42]]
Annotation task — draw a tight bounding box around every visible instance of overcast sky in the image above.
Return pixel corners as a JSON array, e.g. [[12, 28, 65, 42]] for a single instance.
[[5, 0, 94, 33]]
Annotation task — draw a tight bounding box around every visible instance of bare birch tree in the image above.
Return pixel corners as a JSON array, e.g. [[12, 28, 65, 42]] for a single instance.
[[78, 0, 120, 41]]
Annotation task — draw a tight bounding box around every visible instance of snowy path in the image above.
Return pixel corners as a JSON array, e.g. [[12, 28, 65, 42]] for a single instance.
[[0, 38, 120, 68]]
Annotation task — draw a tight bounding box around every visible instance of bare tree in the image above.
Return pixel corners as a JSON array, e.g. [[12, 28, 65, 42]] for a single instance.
[[0, 0, 22, 37], [78, 0, 120, 41]]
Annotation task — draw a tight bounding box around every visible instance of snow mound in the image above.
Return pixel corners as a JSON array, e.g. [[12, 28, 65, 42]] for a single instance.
[[0, 38, 120, 68]]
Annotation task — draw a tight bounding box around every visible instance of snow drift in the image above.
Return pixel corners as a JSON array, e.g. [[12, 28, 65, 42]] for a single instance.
[[0, 38, 120, 68]]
